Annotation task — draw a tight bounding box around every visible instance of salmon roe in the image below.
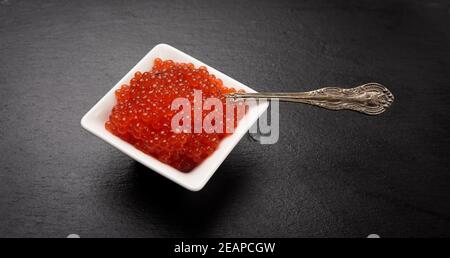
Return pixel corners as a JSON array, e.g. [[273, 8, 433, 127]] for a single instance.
[[105, 58, 243, 172]]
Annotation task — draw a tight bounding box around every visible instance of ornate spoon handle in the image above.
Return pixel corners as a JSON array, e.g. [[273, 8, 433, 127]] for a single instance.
[[225, 82, 394, 115]]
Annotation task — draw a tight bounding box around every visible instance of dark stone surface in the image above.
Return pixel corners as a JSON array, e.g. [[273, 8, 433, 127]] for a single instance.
[[0, 0, 449, 237]]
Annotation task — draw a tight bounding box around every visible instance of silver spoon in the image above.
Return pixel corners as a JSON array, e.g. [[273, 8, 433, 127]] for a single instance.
[[225, 82, 394, 115]]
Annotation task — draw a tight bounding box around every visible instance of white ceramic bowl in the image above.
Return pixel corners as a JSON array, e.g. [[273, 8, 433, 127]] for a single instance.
[[81, 44, 268, 191]]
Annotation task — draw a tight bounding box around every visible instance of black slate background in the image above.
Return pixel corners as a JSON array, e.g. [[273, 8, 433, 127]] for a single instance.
[[0, 0, 449, 237]]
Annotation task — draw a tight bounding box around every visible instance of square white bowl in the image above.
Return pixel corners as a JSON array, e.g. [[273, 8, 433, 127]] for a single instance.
[[81, 44, 268, 191]]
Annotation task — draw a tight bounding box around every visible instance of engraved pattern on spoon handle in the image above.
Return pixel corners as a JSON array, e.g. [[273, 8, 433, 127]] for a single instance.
[[227, 83, 394, 115]]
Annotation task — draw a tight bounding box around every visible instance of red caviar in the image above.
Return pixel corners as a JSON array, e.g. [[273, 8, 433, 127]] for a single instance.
[[105, 58, 243, 172]]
